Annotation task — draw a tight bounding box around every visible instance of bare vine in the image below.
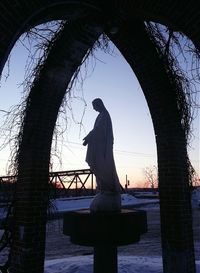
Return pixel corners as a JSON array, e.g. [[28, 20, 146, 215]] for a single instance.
[[145, 22, 200, 186], [0, 20, 114, 179], [23, 27, 112, 172]]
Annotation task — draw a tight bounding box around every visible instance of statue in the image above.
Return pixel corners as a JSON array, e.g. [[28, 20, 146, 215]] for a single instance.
[[83, 98, 121, 212]]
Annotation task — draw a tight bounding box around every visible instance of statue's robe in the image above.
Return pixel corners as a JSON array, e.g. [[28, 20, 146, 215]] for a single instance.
[[85, 109, 121, 193]]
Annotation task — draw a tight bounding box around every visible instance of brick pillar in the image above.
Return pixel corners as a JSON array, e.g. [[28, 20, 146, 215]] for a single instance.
[[9, 20, 103, 273], [109, 19, 196, 273]]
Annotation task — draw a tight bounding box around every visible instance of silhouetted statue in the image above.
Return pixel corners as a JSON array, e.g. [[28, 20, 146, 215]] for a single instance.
[[83, 98, 121, 212]]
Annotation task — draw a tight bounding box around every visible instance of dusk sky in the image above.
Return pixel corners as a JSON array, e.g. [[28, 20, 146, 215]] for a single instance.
[[0, 31, 199, 187]]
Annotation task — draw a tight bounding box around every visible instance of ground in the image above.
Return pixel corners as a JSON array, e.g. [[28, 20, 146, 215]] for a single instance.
[[0, 197, 199, 271], [45, 204, 200, 260]]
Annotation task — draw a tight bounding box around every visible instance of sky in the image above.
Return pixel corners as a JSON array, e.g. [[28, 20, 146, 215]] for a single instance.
[[0, 31, 199, 187]]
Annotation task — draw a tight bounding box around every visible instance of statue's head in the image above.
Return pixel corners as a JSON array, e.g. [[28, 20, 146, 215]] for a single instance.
[[92, 98, 105, 112]]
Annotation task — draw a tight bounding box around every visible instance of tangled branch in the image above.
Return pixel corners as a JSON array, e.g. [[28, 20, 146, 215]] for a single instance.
[[145, 22, 200, 186]]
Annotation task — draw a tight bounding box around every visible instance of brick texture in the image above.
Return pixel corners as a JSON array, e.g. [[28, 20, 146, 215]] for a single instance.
[[109, 19, 196, 273], [9, 20, 103, 273]]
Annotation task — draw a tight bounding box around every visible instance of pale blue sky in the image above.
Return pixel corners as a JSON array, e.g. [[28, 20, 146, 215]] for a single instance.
[[0, 35, 199, 187]]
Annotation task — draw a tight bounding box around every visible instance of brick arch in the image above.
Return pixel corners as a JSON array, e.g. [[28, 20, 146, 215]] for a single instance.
[[108, 19, 195, 273], [0, 1, 99, 73], [10, 20, 104, 273], [0, 2, 199, 273], [1, 0, 200, 74]]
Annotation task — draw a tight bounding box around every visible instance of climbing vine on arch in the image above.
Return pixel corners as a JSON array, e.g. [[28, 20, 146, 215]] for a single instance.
[[145, 21, 200, 187]]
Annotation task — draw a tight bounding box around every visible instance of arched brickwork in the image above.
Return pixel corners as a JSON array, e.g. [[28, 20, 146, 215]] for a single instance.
[[1, 1, 200, 73], [9, 20, 103, 273], [108, 19, 195, 273], [0, 1, 199, 273]]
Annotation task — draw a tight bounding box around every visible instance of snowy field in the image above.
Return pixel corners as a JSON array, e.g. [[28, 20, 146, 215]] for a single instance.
[[1, 189, 200, 272], [44, 189, 200, 273], [44, 255, 200, 273], [50, 192, 159, 215]]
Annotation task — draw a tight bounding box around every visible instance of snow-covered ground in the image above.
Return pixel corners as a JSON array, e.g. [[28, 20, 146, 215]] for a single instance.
[[44, 255, 200, 273], [1, 189, 200, 272], [192, 187, 200, 208], [1, 188, 199, 219], [51, 193, 159, 214], [44, 189, 200, 273], [52, 187, 200, 213], [0, 193, 158, 220]]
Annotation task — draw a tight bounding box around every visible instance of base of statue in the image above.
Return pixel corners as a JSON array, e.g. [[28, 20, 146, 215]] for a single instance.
[[90, 191, 121, 212], [63, 209, 147, 273]]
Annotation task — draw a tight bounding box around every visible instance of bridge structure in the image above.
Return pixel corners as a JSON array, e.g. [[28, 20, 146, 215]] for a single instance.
[[49, 168, 95, 197], [0, 169, 95, 200]]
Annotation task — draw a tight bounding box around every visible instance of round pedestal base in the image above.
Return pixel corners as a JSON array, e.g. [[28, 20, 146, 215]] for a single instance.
[[63, 209, 147, 246], [63, 209, 147, 273]]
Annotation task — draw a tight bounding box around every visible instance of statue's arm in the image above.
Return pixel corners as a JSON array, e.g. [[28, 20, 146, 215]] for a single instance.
[[82, 134, 90, 146], [82, 130, 96, 145], [83, 114, 106, 146]]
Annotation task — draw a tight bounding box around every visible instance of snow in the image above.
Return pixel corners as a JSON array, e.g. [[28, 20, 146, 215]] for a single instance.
[[1, 188, 199, 219], [44, 256, 163, 273], [1, 189, 200, 272], [51, 188, 200, 214], [43, 190, 200, 273], [44, 255, 200, 273], [51, 193, 159, 214], [0, 193, 156, 220], [192, 188, 200, 207]]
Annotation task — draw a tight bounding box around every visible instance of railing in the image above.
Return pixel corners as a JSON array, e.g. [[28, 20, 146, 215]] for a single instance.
[[49, 169, 95, 197], [0, 169, 95, 201]]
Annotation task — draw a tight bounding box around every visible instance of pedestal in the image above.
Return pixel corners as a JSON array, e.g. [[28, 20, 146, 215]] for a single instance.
[[63, 209, 147, 273], [94, 245, 117, 273]]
